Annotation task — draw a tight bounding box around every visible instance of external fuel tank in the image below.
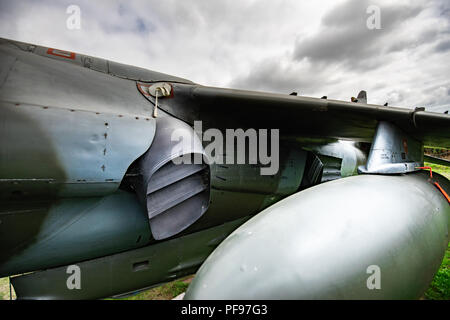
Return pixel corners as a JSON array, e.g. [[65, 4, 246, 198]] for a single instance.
[[185, 171, 449, 299]]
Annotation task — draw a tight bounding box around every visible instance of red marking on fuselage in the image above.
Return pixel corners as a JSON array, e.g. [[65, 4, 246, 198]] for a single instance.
[[46, 48, 76, 60], [402, 139, 408, 154], [137, 83, 152, 97]]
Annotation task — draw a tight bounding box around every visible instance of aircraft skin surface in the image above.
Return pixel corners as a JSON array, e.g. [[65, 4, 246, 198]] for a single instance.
[[0, 37, 449, 299]]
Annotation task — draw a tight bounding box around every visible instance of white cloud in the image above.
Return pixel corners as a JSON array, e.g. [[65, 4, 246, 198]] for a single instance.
[[0, 0, 448, 112]]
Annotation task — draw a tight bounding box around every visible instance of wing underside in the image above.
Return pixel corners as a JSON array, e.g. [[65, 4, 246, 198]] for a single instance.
[[159, 84, 450, 148]]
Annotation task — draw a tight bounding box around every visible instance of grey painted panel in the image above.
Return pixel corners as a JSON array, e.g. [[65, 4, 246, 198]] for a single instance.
[[0, 190, 151, 277], [359, 121, 423, 174], [0, 41, 154, 116], [11, 217, 248, 299], [108, 60, 193, 83], [0, 101, 155, 198], [0, 38, 157, 198], [306, 141, 367, 177], [4, 38, 193, 84]]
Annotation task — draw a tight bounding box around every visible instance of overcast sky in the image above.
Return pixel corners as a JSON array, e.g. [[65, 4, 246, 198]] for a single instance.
[[0, 0, 449, 112]]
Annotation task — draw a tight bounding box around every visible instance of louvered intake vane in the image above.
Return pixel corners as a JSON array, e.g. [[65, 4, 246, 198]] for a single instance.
[[130, 116, 210, 240]]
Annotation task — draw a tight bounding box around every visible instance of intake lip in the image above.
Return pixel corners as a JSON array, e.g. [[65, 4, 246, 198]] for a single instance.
[[132, 115, 210, 240]]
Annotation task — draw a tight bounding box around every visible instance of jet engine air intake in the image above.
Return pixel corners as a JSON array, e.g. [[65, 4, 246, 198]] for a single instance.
[[128, 115, 210, 240]]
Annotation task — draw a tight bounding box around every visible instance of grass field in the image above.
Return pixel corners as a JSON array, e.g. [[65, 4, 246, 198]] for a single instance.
[[425, 162, 450, 180], [109, 276, 193, 300], [422, 163, 450, 300], [0, 277, 16, 300], [424, 243, 450, 300], [1, 164, 449, 300]]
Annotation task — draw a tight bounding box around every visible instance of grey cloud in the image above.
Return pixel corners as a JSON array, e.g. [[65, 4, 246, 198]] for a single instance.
[[293, 0, 424, 69], [229, 0, 449, 113], [435, 40, 450, 52], [0, 0, 448, 112], [229, 58, 325, 94]]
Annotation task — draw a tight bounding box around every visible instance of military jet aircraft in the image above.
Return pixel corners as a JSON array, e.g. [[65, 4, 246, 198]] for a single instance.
[[0, 37, 449, 299]]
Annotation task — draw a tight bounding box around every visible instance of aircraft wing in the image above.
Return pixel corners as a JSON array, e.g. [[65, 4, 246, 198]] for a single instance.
[[163, 84, 450, 147]]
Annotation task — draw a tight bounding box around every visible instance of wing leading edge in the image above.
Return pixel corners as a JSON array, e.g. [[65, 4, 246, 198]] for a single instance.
[[163, 84, 450, 148]]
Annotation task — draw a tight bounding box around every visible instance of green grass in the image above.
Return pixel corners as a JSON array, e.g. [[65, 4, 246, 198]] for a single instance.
[[0, 277, 16, 300], [109, 276, 192, 300], [424, 162, 450, 180], [422, 163, 449, 300], [424, 243, 450, 300], [0, 275, 190, 300]]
